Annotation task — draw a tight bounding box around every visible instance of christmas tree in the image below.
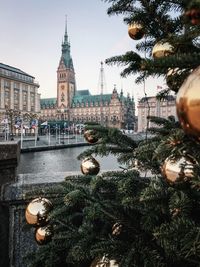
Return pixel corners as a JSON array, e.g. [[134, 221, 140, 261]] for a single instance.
[[27, 0, 200, 266]]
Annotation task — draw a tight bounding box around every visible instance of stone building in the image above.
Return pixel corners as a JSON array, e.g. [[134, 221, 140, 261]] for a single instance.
[[40, 21, 135, 130], [0, 63, 40, 132], [137, 95, 177, 132]]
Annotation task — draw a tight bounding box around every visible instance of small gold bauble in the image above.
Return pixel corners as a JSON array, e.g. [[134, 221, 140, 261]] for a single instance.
[[185, 8, 200, 25], [162, 156, 196, 183], [112, 222, 122, 236], [90, 256, 118, 267], [128, 23, 144, 40], [25, 197, 53, 227], [81, 157, 100, 175], [84, 130, 99, 144], [176, 66, 200, 139], [152, 41, 174, 59], [35, 225, 53, 245]]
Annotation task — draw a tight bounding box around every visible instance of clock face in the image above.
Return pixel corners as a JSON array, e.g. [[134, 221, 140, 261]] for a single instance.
[[61, 85, 65, 90]]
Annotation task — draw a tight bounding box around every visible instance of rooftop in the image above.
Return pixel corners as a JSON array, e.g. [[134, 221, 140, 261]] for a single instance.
[[40, 98, 57, 106], [139, 95, 176, 103], [0, 63, 34, 78]]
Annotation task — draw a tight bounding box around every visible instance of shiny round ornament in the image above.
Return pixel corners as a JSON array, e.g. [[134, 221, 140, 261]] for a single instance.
[[81, 157, 100, 175], [90, 256, 118, 267], [176, 66, 200, 139], [112, 222, 122, 236], [128, 23, 144, 40], [162, 156, 196, 183], [84, 129, 99, 144], [35, 225, 53, 245], [152, 41, 174, 59], [185, 8, 200, 25], [25, 197, 53, 227]]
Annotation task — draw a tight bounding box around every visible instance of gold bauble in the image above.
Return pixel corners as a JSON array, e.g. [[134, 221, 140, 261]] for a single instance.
[[25, 197, 53, 226], [112, 222, 122, 236], [84, 130, 99, 144], [176, 66, 200, 139], [162, 156, 196, 183], [35, 225, 53, 245], [81, 157, 100, 175], [90, 256, 118, 267], [128, 23, 144, 40], [152, 41, 174, 59]]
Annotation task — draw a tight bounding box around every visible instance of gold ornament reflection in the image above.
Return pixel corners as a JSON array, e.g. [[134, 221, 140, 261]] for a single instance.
[[112, 222, 122, 236], [84, 130, 99, 144], [152, 41, 174, 58], [81, 157, 100, 175], [90, 256, 118, 267], [35, 225, 53, 245], [176, 66, 200, 139], [25, 197, 53, 226], [128, 23, 144, 40], [162, 156, 196, 183]]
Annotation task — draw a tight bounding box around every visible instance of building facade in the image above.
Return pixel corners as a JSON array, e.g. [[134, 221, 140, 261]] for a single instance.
[[137, 95, 177, 132], [40, 21, 135, 130], [0, 63, 40, 132]]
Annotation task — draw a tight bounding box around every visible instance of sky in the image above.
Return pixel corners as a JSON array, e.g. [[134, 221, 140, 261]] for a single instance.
[[0, 0, 165, 103]]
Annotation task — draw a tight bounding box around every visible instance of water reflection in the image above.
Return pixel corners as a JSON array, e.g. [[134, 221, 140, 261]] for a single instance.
[[17, 146, 121, 174]]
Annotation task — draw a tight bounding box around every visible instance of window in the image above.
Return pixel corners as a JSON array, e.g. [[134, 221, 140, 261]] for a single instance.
[[4, 80, 10, 88], [30, 93, 35, 112], [23, 91, 27, 111], [14, 82, 20, 89], [14, 89, 19, 109], [22, 84, 28, 91], [5, 88, 10, 107]]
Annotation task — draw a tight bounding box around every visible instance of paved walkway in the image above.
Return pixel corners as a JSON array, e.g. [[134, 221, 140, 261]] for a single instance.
[[1, 134, 85, 148]]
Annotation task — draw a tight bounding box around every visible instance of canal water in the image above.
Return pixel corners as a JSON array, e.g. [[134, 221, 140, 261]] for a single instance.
[[17, 146, 122, 174]]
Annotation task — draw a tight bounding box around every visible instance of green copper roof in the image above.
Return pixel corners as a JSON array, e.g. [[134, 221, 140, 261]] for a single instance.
[[40, 90, 134, 109], [0, 63, 34, 78], [41, 98, 57, 108], [75, 90, 91, 96], [60, 20, 74, 69], [72, 93, 112, 106]]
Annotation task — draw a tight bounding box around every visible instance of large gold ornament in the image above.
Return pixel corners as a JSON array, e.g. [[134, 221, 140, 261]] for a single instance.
[[152, 41, 174, 59], [90, 256, 118, 267], [176, 66, 200, 139], [35, 225, 53, 245], [25, 197, 53, 226], [162, 156, 196, 183], [128, 23, 144, 40], [84, 130, 99, 144], [81, 157, 100, 175]]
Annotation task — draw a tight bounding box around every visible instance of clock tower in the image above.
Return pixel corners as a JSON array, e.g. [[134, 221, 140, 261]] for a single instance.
[[57, 19, 76, 111]]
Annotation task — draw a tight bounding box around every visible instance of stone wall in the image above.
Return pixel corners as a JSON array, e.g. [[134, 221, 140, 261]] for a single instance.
[[0, 140, 86, 267], [0, 140, 77, 267], [3, 181, 63, 267], [0, 141, 20, 267], [0, 141, 20, 186]]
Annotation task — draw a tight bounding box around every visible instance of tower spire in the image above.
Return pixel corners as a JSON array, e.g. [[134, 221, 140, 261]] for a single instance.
[[64, 15, 68, 43], [60, 16, 74, 70]]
